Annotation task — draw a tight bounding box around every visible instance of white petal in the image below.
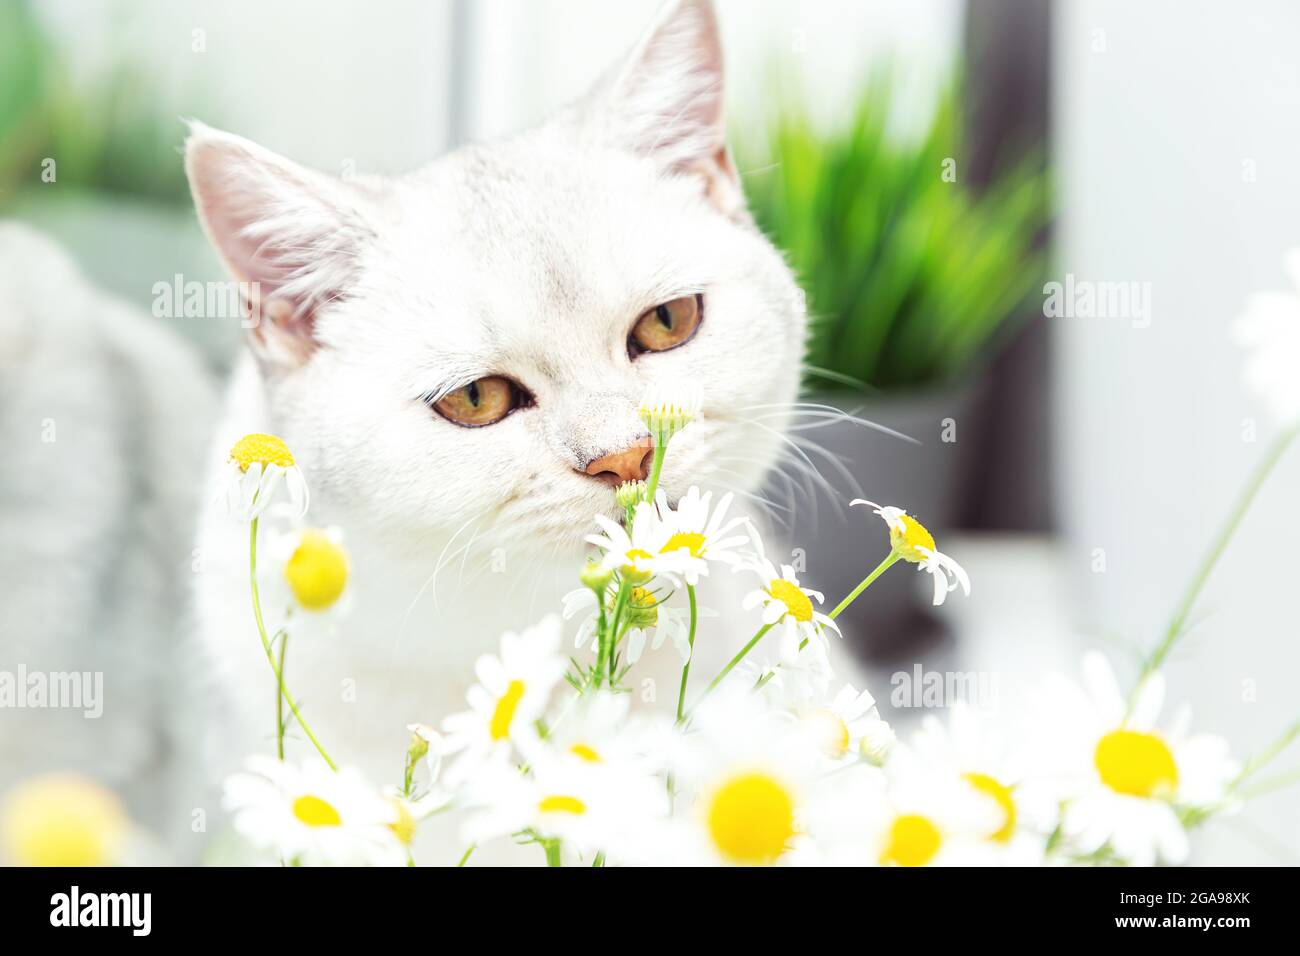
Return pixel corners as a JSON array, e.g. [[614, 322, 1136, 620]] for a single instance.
[[626, 628, 646, 664]]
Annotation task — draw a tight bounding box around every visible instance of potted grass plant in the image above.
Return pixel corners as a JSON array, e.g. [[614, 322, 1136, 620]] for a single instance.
[[737, 70, 1050, 659]]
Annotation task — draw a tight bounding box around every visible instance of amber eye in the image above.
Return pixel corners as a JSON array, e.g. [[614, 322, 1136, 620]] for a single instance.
[[432, 376, 526, 427], [629, 294, 702, 355]]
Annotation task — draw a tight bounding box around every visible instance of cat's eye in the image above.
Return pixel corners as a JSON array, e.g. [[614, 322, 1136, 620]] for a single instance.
[[432, 376, 528, 427], [629, 294, 702, 355]]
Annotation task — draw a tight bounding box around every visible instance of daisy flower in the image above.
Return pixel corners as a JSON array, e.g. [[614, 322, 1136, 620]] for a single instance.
[[441, 616, 567, 780], [1233, 248, 1300, 424], [665, 690, 823, 867], [459, 752, 667, 863], [466, 694, 669, 861], [802, 758, 999, 867], [796, 684, 893, 766], [222, 756, 406, 866], [0, 773, 129, 867], [652, 487, 751, 585], [585, 500, 705, 584], [851, 499, 970, 606], [908, 702, 1056, 863], [638, 384, 702, 446], [740, 556, 841, 663], [223, 432, 309, 522], [563, 584, 700, 663], [739, 636, 836, 708], [1038, 652, 1239, 866], [263, 524, 351, 615]]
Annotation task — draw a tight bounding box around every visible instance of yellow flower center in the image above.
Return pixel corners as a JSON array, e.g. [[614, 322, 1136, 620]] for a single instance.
[[229, 432, 295, 472], [538, 795, 587, 815], [768, 579, 813, 623], [621, 548, 655, 582], [963, 772, 1017, 843], [626, 586, 660, 628], [0, 774, 127, 867], [801, 708, 851, 757], [880, 813, 942, 867], [387, 798, 417, 845], [569, 743, 602, 763], [489, 680, 526, 741], [890, 514, 937, 563], [291, 794, 342, 827], [661, 531, 707, 558], [630, 587, 656, 606], [1094, 729, 1179, 798], [283, 530, 350, 610], [706, 771, 795, 865]]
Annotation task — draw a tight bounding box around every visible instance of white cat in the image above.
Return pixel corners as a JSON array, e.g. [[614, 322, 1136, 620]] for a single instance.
[[182, 0, 809, 862]]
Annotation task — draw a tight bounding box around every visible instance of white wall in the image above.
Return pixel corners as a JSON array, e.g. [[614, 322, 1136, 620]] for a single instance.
[[1055, 0, 1300, 863], [35, 0, 455, 173], [462, 0, 964, 141]]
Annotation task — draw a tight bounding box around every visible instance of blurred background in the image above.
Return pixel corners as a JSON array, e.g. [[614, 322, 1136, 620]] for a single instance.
[[2, 0, 1297, 864]]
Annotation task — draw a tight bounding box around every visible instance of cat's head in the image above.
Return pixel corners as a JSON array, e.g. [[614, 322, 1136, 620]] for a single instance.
[[185, 0, 804, 554]]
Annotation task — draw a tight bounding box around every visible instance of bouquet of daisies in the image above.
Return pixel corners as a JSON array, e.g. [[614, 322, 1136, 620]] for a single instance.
[[206, 365, 1297, 867]]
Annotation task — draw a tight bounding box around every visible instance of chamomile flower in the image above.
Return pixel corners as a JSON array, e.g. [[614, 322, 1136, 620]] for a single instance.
[[803, 758, 999, 867], [797, 684, 891, 765], [851, 499, 970, 606], [1233, 248, 1300, 424], [667, 691, 822, 866], [563, 584, 700, 663], [1039, 652, 1239, 866], [740, 557, 841, 663], [441, 616, 567, 779], [465, 693, 668, 861], [740, 636, 836, 707], [909, 702, 1055, 863], [653, 486, 752, 584], [586, 500, 704, 584], [222, 756, 406, 866], [223, 432, 309, 522], [0, 774, 129, 867], [639, 384, 702, 445], [460, 750, 667, 863]]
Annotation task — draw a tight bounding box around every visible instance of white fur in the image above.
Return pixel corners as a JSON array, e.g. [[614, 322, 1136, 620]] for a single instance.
[[182, 0, 808, 863]]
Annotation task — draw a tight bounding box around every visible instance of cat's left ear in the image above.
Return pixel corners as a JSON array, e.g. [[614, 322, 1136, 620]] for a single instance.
[[587, 0, 742, 216]]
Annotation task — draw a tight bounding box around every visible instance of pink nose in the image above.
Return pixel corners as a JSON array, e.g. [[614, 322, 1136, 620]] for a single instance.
[[583, 437, 655, 486]]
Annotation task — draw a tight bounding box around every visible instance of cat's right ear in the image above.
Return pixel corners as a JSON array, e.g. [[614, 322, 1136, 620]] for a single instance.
[[583, 0, 742, 217], [184, 121, 371, 366]]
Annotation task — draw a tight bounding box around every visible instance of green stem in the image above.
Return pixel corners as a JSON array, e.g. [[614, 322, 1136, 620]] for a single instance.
[[544, 839, 562, 867], [1133, 425, 1297, 703], [249, 517, 338, 770], [603, 580, 631, 686], [456, 844, 475, 867], [829, 552, 902, 620], [402, 753, 415, 799], [275, 631, 288, 760], [1232, 717, 1300, 791], [675, 585, 699, 722], [643, 440, 668, 503], [689, 623, 774, 717]]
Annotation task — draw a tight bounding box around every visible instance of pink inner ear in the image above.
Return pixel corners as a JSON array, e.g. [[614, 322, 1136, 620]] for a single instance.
[[600, 0, 742, 216], [187, 132, 357, 358]]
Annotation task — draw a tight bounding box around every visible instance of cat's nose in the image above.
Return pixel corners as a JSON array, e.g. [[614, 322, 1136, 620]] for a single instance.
[[582, 437, 655, 486]]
